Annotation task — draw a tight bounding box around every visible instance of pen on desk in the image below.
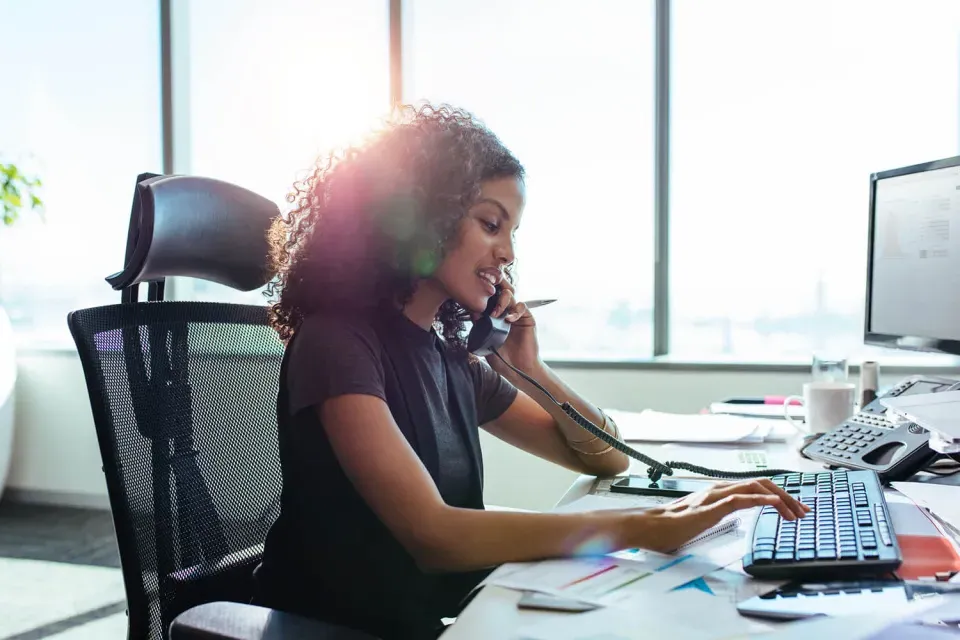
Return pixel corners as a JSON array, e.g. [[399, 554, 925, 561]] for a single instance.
[[718, 396, 802, 406]]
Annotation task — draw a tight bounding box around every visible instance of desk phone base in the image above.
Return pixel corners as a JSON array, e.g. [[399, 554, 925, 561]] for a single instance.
[[801, 375, 958, 482], [743, 469, 901, 580]]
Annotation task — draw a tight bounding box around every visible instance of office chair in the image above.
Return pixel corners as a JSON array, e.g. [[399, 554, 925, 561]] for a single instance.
[[67, 174, 376, 640]]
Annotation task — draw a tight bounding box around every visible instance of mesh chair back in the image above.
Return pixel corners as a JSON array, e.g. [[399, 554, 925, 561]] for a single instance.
[[68, 301, 284, 640]]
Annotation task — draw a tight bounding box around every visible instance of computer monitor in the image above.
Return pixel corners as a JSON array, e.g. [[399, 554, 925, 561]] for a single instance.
[[865, 155, 960, 356]]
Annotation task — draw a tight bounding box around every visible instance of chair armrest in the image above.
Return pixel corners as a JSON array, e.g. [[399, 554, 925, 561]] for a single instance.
[[169, 601, 379, 640]]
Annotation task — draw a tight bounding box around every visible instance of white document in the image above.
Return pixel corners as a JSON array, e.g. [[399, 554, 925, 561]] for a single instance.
[[892, 482, 960, 536], [699, 566, 786, 605], [605, 409, 772, 443], [745, 615, 909, 640], [883, 489, 944, 536], [485, 551, 722, 607], [549, 493, 674, 514], [746, 596, 952, 639], [881, 390, 960, 438], [710, 401, 805, 420], [515, 589, 757, 640]]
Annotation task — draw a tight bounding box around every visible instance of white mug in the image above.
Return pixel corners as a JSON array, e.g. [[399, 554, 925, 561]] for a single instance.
[[784, 382, 856, 435]]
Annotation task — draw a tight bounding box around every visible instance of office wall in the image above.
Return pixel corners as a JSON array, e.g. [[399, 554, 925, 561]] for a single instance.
[[4, 350, 922, 511]]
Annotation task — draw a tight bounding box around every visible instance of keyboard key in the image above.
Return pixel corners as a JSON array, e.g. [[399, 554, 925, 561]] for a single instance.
[[756, 515, 779, 539]]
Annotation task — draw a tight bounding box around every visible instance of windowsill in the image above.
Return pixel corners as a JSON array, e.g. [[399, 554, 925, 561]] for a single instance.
[[546, 354, 960, 374], [16, 338, 960, 374]]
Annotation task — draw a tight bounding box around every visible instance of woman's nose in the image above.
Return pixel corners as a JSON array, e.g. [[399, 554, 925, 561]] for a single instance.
[[495, 238, 515, 266]]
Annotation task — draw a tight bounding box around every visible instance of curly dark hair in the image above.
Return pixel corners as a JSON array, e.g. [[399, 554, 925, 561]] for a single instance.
[[266, 103, 525, 346]]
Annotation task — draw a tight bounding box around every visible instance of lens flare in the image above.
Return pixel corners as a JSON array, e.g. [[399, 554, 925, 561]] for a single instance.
[[570, 533, 617, 557]]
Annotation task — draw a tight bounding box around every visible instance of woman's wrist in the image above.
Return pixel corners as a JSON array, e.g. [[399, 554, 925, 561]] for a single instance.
[[619, 510, 671, 553], [617, 510, 655, 551]]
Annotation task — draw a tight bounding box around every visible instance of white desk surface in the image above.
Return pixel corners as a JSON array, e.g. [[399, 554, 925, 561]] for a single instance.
[[442, 435, 839, 639]]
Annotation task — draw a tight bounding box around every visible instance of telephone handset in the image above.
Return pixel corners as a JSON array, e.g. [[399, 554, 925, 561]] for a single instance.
[[801, 374, 959, 482], [466, 288, 796, 487], [466, 287, 511, 356]]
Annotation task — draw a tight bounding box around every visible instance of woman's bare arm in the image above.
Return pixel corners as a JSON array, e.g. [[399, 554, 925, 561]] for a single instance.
[[486, 359, 630, 477], [319, 393, 806, 572]]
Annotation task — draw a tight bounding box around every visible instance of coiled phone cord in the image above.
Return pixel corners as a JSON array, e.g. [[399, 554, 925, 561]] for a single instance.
[[490, 349, 797, 484]]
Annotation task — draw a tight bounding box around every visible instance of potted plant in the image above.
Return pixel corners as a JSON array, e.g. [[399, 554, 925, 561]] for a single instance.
[[0, 161, 43, 499]]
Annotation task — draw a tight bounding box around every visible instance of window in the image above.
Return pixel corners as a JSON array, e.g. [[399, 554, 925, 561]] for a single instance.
[[174, 0, 390, 305], [0, 1, 161, 346], [404, 0, 657, 360], [670, 0, 960, 362]]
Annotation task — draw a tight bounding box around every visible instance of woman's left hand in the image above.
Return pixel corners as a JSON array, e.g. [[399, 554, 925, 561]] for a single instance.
[[483, 278, 541, 373]]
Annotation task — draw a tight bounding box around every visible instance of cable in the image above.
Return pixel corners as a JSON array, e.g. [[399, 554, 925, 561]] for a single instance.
[[490, 349, 797, 484], [924, 462, 960, 477]]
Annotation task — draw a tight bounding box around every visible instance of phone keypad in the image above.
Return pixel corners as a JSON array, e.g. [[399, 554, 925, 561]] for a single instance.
[[806, 421, 885, 461], [849, 412, 894, 430]]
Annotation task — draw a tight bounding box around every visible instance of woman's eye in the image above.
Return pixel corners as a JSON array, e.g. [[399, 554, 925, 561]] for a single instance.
[[482, 219, 499, 233]]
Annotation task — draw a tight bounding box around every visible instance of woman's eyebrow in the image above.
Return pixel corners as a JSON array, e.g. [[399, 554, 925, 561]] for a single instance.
[[475, 197, 511, 222]]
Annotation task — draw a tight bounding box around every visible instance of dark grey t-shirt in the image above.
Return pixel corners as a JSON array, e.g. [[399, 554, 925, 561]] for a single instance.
[[255, 305, 517, 639]]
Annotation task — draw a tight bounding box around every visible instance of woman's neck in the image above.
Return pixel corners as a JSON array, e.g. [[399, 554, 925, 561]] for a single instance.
[[399, 280, 446, 330]]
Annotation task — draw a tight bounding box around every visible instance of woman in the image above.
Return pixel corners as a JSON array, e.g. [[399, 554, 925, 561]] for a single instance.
[[254, 104, 807, 639]]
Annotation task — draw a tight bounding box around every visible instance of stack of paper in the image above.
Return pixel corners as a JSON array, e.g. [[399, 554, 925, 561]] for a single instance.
[[484, 551, 725, 608], [516, 589, 760, 639], [882, 489, 960, 580], [605, 409, 794, 445], [892, 482, 960, 536]]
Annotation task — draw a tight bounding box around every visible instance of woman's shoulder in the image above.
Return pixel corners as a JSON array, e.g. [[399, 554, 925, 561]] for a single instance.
[[292, 310, 384, 358]]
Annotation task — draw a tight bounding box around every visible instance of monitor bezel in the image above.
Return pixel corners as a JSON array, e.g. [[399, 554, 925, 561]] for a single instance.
[[864, 153, 960, 357]]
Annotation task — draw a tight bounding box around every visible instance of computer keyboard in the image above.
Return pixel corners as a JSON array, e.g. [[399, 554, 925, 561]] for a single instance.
[[742, 469, 902, 580]]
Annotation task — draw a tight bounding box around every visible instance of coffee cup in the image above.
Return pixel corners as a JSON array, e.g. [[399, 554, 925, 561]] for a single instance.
[[783, 381, 856, 435]]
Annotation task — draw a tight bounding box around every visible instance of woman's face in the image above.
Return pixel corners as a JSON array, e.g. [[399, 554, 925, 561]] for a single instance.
[[433, 176, 525, 314]]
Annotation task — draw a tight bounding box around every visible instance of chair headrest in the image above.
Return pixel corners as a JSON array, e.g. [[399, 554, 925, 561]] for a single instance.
[[107, 175, 280, 293]]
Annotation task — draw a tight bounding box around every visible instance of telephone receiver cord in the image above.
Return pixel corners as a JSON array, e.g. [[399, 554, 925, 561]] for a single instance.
[[489, 349, 797, 484]]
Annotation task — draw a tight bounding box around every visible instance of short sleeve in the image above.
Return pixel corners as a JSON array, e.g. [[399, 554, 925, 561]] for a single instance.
[[468, 358, 518, 425], [286, 313, 386, 416]]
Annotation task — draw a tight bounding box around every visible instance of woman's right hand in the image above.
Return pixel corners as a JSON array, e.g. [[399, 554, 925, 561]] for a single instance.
[[630, 478, 811, 553]]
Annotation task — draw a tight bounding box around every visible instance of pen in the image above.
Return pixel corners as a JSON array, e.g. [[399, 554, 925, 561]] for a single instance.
[[719, 396, 802, 406], [522, 299, 557, 309]]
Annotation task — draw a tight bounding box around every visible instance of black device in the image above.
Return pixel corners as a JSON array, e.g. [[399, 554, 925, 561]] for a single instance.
[[742, 469, 902, 580], [609, 475, 716, 497], [736, 578, 960, 621], [466, 290, 511, 356], [864, 155, 960, 362], [516, 591, 598, 613], [801, 375, 958, 482]]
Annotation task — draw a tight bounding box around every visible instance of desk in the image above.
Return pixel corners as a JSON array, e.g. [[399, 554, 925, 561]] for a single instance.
[[443, 434, 878, 639]]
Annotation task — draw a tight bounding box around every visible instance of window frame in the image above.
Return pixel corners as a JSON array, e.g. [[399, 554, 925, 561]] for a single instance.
[[18, 0, 956, 373]]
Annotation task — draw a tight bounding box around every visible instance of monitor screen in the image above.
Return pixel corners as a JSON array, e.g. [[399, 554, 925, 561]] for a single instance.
[[866, 156, 960, 355]]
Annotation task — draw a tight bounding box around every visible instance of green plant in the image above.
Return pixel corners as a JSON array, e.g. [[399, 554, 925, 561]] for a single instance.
[[1, 162, 43, 226]]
